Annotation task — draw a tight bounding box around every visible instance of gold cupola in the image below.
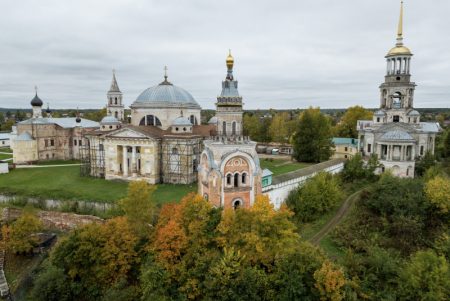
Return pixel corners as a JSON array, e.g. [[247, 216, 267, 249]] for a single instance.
[[226, 49, 234, 69], [387, 1, 412, 56]]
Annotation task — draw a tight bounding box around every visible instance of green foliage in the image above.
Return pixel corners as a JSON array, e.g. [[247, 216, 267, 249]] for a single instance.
[[286, 172, 344, 223], [119, 181, 157, 236], [333, 106, 373, 138], [2, 210, 43, 254], [415, 151, 436, 177], [292, 107, 333, 163], [341, 153, 380, 183], [398, 250, 450, 301], [30, 264, 73, 301]]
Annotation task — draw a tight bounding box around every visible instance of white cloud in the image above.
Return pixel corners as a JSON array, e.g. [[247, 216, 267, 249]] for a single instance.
[[0, 0, 449, 109]]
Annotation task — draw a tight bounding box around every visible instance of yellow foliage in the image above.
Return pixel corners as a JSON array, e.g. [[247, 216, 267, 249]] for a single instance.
[[425, 175, 450, 213], [314, 260, 346, 301]]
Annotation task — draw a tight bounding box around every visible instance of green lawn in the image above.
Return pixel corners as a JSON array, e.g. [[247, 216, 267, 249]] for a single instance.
[[0, 165, 196, 204], [0, 147, 12, 153], [36, 159, 80, 165], [260, 158, 311, 176], [0, 152, 12, 160]]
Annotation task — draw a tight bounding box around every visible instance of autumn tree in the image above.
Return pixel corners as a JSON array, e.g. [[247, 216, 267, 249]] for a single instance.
[[2, 210, 43, 254], [334, 105, 373, 138], [424, 175, 450, 214], [119, 180, 157, 237], [243, 113, 260, 140], [216, 195, 299, 269], [52, 217, 139, 295], [314, 260, 346, 301], [292, 107, 333, 163], [286, 172, 344, 223], [268, 112, 297, 143]]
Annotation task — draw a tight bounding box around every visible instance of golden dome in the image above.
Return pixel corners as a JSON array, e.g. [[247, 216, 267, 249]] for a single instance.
[[387, 45, 412, 56], [226, 49, 234, 69]]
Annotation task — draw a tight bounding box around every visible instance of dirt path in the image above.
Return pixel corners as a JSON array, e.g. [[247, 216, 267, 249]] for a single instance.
[[309, 190, 362, 245]]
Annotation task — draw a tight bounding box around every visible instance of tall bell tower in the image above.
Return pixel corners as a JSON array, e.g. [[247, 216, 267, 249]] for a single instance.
[[215, 50, 243, 136], [378, 1, 417, 124], [106, 69, 125, 121]]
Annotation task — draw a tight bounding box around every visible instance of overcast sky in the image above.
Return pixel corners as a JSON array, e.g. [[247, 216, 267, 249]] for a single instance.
[[0, 0, 449, 110]]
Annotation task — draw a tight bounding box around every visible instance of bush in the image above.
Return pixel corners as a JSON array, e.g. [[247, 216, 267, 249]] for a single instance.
[[286, 172, 344, 222]]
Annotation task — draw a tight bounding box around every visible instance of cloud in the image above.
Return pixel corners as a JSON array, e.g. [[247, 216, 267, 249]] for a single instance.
[[0, 0, 449, 109]]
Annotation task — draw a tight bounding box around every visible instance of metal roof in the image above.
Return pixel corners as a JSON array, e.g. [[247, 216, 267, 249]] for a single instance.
[[172, 116, 192, 126], [19, 117, 99, 129], [0, 133, 11, 140], [16, 132, 33, 141], [262, 169, 273, 177], [101, 116, 120, 124], [133, 82, 201, 109], [332, 137, 358, 147], [380, 130, 414, 141], [419, 122, 441, 133]]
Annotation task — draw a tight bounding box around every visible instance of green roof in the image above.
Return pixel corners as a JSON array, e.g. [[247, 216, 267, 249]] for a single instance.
[[332, 137, 358, 147]]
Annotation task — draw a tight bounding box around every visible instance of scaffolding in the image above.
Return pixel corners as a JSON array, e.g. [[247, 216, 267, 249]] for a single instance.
[[161, 137, 201, 184], [80, 136, 105, 178]]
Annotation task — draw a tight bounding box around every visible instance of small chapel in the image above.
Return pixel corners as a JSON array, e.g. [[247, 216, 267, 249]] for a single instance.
[[357, 1, 441, 178]]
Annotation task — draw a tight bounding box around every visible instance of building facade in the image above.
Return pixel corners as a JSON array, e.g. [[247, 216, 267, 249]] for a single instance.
[[84, 71, 214, 184], [357, 2, 440, 178], [199, 52, 262, 209], [106, 70, 125, 121], [331, 138, 358, 159], [11, 92, 99, 164]]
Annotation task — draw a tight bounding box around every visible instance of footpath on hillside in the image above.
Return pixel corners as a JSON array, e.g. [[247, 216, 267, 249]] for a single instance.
[[309, 190, 362, 245]]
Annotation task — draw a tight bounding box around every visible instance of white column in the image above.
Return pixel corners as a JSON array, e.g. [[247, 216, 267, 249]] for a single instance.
[[131, 146, 137, 176], [123, 145, 128, 177], [399, 58, 403, 74]]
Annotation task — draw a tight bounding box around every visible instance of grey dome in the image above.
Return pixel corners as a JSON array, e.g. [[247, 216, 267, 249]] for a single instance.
[[374, 110, 386, 116], [31, 93, 43, 106], [132, 81, 201, 109], [208, 116, 218, 124], [407, 110, 420, 116], [101, 115, 120, 124], [172, 116, 192, 126], [380, 130, 414, 141]]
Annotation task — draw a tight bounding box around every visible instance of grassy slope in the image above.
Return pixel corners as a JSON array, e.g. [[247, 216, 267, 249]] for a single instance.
[[260, 158, 311, 176], [0, 165, 196, 204], [0, 153, 12, 160]]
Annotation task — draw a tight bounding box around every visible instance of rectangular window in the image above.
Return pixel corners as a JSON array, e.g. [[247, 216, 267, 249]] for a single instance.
[[367, 144, 372, 153], [420, 145, 424, 156], [74, 139, 77, 146], [344, 147, 348, 152], [45, 139, 48, 147], [99, 144, 104, 151], [393, 115, 400, 122], [50, 139, 54, 146], [79, 140, 82, 146]]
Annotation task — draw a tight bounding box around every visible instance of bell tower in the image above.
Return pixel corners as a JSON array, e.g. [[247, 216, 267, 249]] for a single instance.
[[106, 69, 125, 121], [215, 50, 243, 136], [379, 1, 417, 124]]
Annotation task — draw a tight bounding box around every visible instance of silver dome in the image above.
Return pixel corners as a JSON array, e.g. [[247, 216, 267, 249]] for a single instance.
[[132, 80, 201, 109]]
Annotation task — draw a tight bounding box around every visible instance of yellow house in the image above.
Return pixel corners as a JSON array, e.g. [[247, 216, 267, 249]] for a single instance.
[[332, 138, 358, 159]]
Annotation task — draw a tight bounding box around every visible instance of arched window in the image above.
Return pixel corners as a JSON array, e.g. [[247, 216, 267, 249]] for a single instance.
[[233, 199, 242, 210], [241, 173, 247, 185], [226, 174, 232, 185], [114, 97, 117, 104], [190, 115, 198, 125], [392, 92, 402, 109], [139, 115, 162, 126], [234, 173, 239, 187], [114, 111, 118, 118], [203, 193, 208, 201], [232, 121, 236, 135], [222, 121, 227, 135], [172, 148, 178, 155]]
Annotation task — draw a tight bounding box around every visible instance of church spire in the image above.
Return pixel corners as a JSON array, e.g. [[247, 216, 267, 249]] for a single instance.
[[396, 1, 404, 46], [109, 69, 121, 92], [226, 49, 234, 80]]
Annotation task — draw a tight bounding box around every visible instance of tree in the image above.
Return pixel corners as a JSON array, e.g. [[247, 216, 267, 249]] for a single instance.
[[286, 172, 344, 223], [30, 264, 73, 301], [415, 151, 436, 177], [424, 175, 450, 214], [269, 112, 296, 143], [334, 106, 373, 138], [243, 113, 261, 141], [2, 210, 43, 254], [398, 250, 450, 301], [292, 107, 333, 163], [119, 181, 157, 237], [216, 195, 299, 269], [52, 217, 139, 293], [341, 153, 380, 182], [314, 260, 346, 301]]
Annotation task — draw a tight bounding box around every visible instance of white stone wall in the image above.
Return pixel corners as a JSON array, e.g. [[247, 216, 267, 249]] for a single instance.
[[130, 107, 201, 130], [262, 161, 344, 210], [12, 139, 37, 163], [0, 163, 8, 174]]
